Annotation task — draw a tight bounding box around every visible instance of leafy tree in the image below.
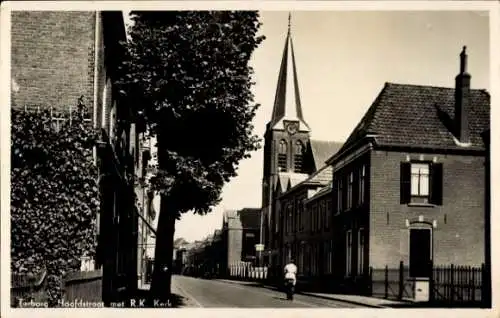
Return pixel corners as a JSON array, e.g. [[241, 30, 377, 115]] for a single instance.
[[116, 11, 264, 300], [11, 99, 100, 307]]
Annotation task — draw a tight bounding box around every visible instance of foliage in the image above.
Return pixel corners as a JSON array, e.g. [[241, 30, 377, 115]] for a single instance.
[[11, 98, 100, 306], [116, 11, 265, 216]]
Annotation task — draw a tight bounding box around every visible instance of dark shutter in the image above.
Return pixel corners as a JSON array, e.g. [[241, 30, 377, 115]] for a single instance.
[[430, 163, 443, 205], [400, 162, 411, 204]]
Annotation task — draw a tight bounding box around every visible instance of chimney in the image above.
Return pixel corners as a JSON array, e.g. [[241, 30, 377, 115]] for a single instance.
[[455, 46, 471, 144]]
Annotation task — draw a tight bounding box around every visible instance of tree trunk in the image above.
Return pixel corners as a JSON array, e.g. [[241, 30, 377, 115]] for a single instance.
[[149, 196, 176, 303], [149, 131, 176, 305]]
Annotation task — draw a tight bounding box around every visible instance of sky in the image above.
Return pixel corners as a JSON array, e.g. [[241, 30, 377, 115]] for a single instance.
[[155, 10, 490, 242]]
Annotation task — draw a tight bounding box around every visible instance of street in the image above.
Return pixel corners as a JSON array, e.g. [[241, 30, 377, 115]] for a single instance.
[[171, 275, 364, 308]]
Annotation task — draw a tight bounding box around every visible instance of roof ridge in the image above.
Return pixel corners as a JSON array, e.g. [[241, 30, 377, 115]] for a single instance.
[[386, 81, 489, 93]]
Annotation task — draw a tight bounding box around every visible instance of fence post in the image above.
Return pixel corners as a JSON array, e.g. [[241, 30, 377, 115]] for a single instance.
[[429, 260, 434, 303], [450, 264, 455, 303], [398, 261, 404, 300], [384, 265, 389, 299]]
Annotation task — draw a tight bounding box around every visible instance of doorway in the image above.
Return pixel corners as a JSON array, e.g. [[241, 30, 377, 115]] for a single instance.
[[409, 228, 432, 278]]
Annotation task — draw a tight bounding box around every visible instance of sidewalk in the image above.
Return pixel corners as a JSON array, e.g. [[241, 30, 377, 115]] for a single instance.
[[217, 278, 413, 308], [139, 280, 200, 307]]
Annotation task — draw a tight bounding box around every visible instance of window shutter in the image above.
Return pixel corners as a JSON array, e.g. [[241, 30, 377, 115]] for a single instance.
[[430, 163, 443, 205], [400, 162, 411, 204]]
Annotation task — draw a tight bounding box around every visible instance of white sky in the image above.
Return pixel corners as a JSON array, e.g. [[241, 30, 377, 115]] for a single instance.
[[124, 11, 490, 242]]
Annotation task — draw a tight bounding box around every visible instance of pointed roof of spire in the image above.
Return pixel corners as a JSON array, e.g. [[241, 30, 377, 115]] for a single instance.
[[269, 13, 310, 131]]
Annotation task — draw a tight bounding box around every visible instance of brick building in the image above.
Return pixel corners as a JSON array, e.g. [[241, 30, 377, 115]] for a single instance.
[[261, 18, 489, 298], [11, 11, 146, 305], [223, 208, 261, 267], [325, 47, 490, 291], [261, 17, 343, 271]]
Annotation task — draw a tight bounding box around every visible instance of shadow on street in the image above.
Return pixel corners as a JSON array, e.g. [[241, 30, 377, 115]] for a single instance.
[[127, 289, 187, 308]]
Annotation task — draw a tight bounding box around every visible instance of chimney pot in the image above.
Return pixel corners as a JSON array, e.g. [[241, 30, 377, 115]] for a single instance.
[[460, 46, 468, 74]]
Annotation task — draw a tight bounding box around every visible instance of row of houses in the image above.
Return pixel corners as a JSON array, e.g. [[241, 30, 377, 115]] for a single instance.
[[256, 23, 491, 298], [177, 208, 262, 277], [11, 11, 159, 304], [186, 21, 490, 303]]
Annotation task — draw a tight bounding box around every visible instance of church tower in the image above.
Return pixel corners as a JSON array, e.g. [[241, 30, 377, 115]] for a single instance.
[[262, 14, 310, 210], [261, 14, 311, 264]]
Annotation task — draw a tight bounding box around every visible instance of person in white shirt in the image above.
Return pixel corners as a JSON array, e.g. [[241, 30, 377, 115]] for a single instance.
[[283, 259, 297, 300]]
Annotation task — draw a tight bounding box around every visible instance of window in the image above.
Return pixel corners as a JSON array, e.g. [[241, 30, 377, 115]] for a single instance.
[[318, 202, 323, 231], [294, 141, 304, 173], [275, 209, 280, 233], [325, 199, 331, 230], [347, 172, 354, 210], [346, 230, 352, 276], [411, 163, 429, 196], [401, 162, 443, 205], [278, 140, 287, 172], [299, 245, 304, 273], [358, 165, 366, 205], [315, 204, 319, 232], [329, 240, 334, 274], [312, 244, 317, 276], [288, 205, 293, 234], [294, 202, 299, 234], [337, 179, 343, 213], [311, 204, 316, 232], [357, 228, 365, 275]]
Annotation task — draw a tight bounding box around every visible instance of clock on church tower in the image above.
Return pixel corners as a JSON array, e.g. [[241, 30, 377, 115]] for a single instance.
[[284, 120, 299, 135]]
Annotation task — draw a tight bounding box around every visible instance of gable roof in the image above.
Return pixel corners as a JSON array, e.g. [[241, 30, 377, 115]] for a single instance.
[[310, 140, 343, 169], [306, 181, 333, 203], [307, 165, 333, 185], [287, 173, 310, 189], [276, 172, 309, 193], [335, 82, 490, 158]]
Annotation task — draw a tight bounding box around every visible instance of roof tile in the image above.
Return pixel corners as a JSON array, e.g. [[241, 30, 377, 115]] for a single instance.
[[338, 82, 490, 155]]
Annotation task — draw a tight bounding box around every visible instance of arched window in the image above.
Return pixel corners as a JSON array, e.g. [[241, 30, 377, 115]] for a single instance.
[[278, 140, 287, 172], [294, 140, 304, 172]]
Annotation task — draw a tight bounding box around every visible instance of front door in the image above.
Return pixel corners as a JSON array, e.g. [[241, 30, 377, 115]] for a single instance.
[[409, 228, 432, 278]]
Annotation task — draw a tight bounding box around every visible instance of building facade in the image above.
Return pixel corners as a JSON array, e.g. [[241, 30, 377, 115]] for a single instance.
[[262, 19, 489, 297], [11, 11, 147, 304], [325, 47, 490, 291], [223, 208, 261, 267]]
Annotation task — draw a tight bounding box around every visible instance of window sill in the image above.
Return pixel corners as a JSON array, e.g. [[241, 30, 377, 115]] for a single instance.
[[407, 203, 436, 208]]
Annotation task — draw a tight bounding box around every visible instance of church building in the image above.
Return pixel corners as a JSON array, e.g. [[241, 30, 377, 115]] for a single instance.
[[260, 15, 343, 269]]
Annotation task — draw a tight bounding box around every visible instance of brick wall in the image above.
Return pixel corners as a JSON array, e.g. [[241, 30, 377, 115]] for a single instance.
[[369, 150, 485, 269], [11, 11, 96, 112]]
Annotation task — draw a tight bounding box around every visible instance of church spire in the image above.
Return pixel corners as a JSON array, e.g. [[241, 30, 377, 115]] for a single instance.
[[269, 12, 310, 131]]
